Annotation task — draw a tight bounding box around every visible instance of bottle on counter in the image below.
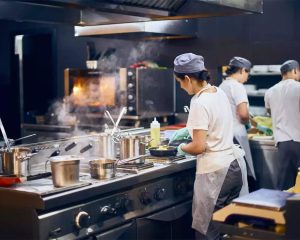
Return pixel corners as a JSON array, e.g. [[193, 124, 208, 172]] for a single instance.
[[150, 118, 160, 148]]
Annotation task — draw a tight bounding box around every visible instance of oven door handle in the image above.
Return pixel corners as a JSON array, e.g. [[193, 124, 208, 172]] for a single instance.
[[144, 200, 192, 222], [95, 221, 135, 240]]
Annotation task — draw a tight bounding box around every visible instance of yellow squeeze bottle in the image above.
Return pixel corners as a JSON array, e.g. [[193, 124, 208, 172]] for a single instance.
[[150, 118, 160, 148]]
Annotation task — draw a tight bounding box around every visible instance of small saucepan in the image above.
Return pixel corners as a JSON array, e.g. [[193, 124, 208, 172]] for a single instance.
[[149, 146, 177, 157], [89, 154, 148, 180]]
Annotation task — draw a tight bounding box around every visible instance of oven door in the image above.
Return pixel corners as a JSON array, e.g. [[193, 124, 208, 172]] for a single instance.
[[136, 200, 194, 240], [95, 221, 136, 240]]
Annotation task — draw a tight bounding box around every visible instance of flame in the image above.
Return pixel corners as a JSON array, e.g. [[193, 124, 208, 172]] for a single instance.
[[72, 86, 81, 96]]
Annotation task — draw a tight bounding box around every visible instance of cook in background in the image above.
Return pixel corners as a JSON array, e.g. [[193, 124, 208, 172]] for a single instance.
[[173, 53, 247, 240], [264, 60, 300, 190], [219, 56, 256, 192]]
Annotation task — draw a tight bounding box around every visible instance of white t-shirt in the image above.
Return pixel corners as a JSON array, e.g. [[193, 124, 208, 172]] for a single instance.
[[219, 77, 249, 131], [187, 87, 234, 152], [265, 79, 300, 144]]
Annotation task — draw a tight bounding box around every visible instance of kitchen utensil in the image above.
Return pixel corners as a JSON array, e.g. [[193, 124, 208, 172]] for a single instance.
[[1, 147, 33, 176], [105, 110, 116, 127], [119, 135, 147, 164], [89, 154, 148, 180], [89, 158, 116, 180], [0, 118, 11, 152], [50, 155, 81, 187], [149, 146, 177, 157], [97, 132, 116, 158], [9, 134, 36, 145], [111, 107, 127, 137]]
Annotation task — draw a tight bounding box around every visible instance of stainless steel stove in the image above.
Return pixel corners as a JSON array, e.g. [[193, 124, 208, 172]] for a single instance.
[[0, 135, 196, 240]]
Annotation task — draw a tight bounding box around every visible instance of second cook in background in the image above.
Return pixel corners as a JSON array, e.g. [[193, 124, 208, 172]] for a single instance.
[[173, 53, 247, 240], [219, 57, 256, 191]]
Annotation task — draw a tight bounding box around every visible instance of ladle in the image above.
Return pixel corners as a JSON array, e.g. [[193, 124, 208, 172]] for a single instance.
[[0, 118, 11, 152]]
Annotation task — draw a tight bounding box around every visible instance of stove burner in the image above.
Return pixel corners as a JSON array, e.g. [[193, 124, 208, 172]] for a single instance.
[[146, 155, 186, 164], [117, 162, 154, 174]]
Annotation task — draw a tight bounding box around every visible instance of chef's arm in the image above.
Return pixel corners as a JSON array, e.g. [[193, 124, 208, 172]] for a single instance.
[[236, 102, 250, 124], [181, 129, 206, 155], [266, 108, 271, 115]]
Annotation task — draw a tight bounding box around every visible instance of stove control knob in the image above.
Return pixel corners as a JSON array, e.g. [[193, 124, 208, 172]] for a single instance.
[[128, 71, 133, 77], [128, 106, 134, 112], [140, 190, 152, 205], [100, 206, 117, 216], [128, 94, 134, 100], [115, 197, 130, 210], [75, 211, 90, 229], [154, 188, 167, 201], [128, 83, 134, 88]]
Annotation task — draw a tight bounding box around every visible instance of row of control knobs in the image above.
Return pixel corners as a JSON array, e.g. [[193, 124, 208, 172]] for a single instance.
[[74, 188, 167, 229], [74, 197, 130, 229], [139, 188, 167, 205]]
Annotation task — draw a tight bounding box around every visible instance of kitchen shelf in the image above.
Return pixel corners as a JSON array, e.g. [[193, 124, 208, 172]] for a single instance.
[[247, 93, 265, 97], [218, 65, 281, 108], [250, 72, 280, 76]]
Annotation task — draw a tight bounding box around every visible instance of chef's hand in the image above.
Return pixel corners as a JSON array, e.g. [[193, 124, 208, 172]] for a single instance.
[[169, 127, 190, 143], [177, 143, 187, 156], [256, 124, 273, 136]]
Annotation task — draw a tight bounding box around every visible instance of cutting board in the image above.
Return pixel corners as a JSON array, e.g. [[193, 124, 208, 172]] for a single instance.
[[233, 188, 294, 211]]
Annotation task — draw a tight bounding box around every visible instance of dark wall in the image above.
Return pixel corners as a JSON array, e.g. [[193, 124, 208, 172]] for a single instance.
[[0, 0, 299, 137]]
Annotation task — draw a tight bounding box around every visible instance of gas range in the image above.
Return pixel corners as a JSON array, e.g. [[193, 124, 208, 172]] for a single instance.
[[0, 134, 196, 240]]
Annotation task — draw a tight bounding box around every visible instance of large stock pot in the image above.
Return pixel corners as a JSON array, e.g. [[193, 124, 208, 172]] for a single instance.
[[119, 135, 146, 164], [1, 147, 32, 176]]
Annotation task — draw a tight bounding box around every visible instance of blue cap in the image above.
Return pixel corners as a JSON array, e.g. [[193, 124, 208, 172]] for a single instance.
[[174, 53, 205, 73], [280, 60, 299, 74], [229, 56, 252, 71]]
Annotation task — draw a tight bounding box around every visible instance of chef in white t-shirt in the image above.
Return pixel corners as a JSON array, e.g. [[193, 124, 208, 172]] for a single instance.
[[264, 60, 300, 190], [219, 57, 256, 190], [173, 53, 247, 240]]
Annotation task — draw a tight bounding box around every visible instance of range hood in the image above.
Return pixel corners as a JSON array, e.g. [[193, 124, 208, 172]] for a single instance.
[[1, 0, 263, 25], [0, 0, 262, 40], [75, 19, 197, 40]]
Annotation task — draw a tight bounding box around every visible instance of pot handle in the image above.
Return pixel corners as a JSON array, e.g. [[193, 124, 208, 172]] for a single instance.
[[140, 138, 153, 145], [18, 153, 38, 162], [116, 154, 149, 165]]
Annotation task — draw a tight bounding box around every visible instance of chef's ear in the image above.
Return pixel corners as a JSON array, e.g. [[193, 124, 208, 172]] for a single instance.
[[184, 75, 191, 82]]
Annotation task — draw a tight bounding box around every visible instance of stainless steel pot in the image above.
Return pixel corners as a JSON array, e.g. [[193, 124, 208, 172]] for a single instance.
[[97, 133, 116, 158], [1, 147, 32, 176], [89, 158, 116, 180], [119, 135, 146, 164], [50, 155, 80, 187], [88, 154, 148, 180]]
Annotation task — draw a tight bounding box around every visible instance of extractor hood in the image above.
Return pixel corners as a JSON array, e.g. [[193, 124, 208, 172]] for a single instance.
[[75, 19, 197, 40], [0, 0, 263, 26], [0, 0, 262, 40]]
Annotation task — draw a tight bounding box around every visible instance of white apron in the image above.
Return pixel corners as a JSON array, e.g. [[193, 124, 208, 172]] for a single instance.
[[192, 145, 248, 235], [234, 124, 256, 179]]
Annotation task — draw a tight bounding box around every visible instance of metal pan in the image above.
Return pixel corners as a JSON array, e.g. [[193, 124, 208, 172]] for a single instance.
[[149, 146, 177, 157]]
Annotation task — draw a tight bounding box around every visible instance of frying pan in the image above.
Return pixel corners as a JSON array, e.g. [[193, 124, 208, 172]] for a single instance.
[[0, 172, 52, 187], [149, 146, 177, 157]]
